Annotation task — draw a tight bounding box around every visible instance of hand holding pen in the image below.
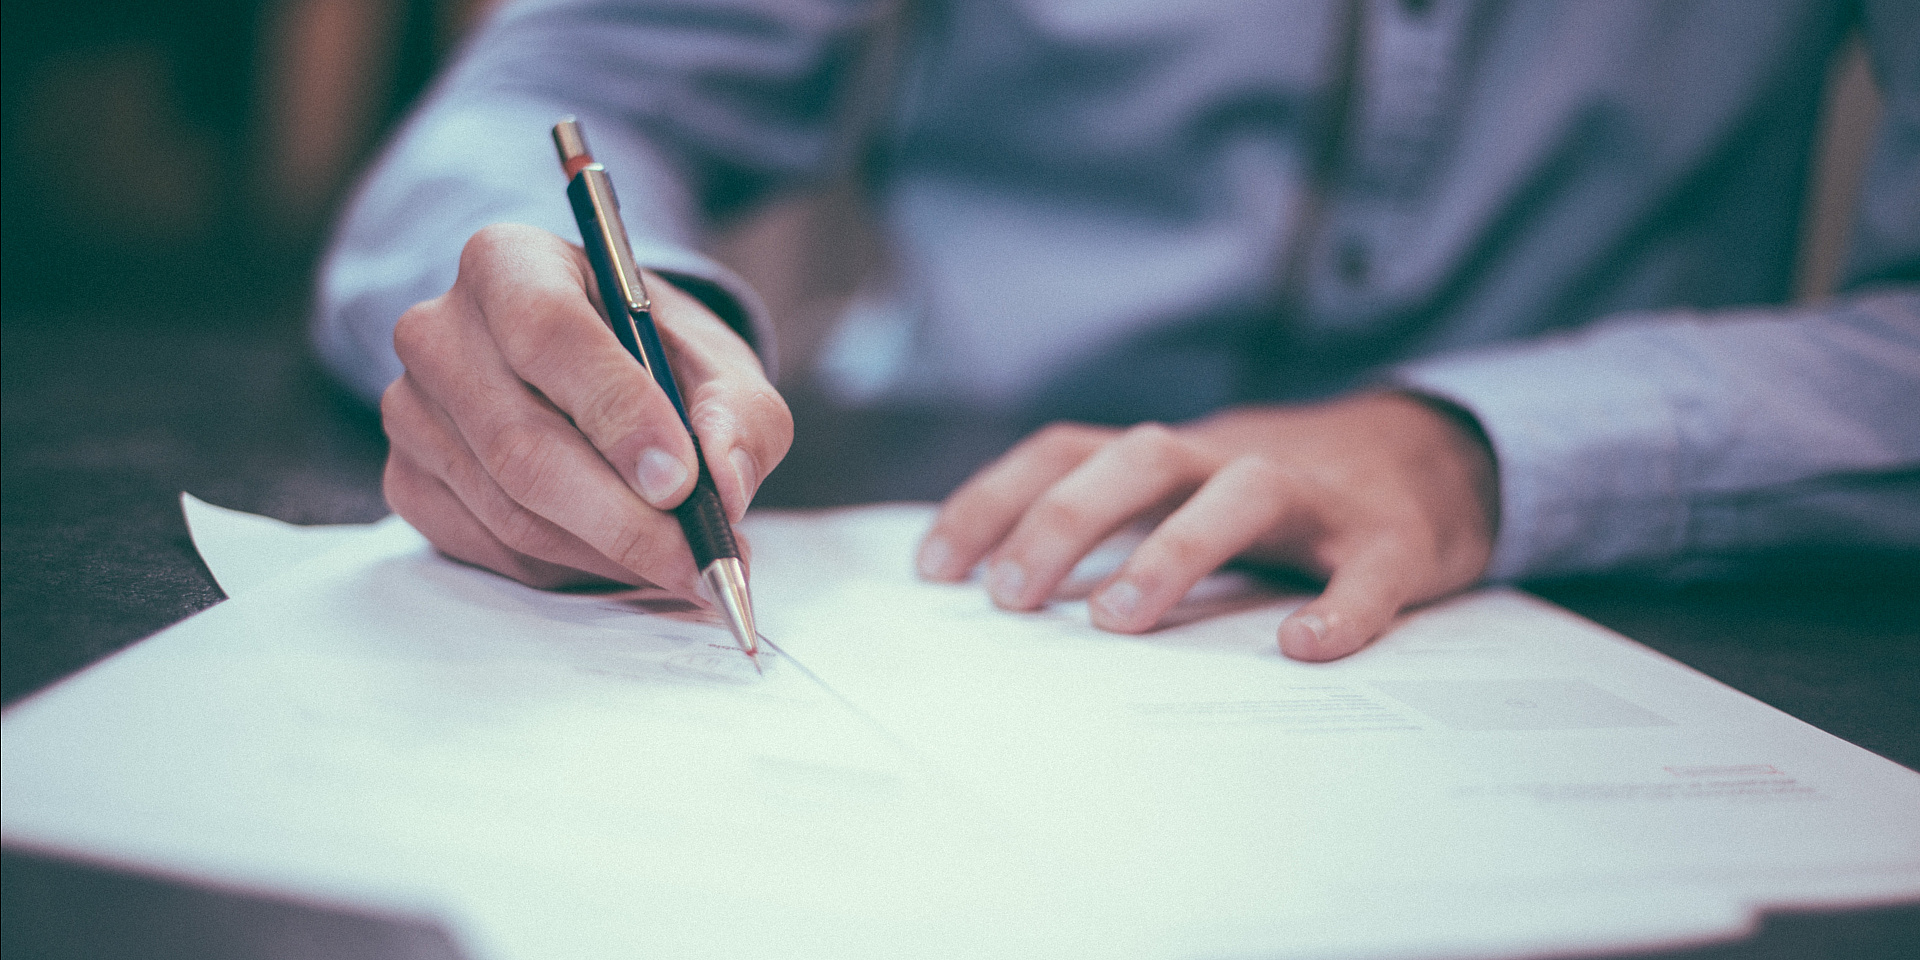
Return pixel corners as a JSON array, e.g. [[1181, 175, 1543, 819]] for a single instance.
[[376, 129, 791, 644]]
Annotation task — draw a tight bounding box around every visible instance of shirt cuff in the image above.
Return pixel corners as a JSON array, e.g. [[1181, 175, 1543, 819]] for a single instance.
[[1393, 331, 1689, 581]]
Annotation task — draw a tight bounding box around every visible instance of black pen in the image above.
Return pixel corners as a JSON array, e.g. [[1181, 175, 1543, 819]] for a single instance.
[[552, 117, 760, 665]]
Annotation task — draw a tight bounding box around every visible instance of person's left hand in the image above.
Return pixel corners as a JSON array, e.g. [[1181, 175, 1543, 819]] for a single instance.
[[914, 392, 1500, 661]]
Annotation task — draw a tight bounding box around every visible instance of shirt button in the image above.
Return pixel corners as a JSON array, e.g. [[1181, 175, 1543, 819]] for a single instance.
[[1337, 237, 1371, 287]]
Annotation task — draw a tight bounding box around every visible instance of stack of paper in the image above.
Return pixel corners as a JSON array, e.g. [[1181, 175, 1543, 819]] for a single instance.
[[3, 496, 1915, 959]]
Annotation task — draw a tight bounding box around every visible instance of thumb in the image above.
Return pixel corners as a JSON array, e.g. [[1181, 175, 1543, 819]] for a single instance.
[[1277, 545, 1414, 661]]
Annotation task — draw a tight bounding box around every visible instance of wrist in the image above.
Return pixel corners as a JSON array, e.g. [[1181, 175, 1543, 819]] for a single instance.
[[1384, 389, 1501, 553]]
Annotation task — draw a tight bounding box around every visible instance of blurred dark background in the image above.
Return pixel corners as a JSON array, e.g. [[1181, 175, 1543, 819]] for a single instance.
[[2, 0, 503, 722], [1, 0, 496, 313]]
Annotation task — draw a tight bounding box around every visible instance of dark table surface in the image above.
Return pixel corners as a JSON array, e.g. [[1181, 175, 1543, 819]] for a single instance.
[[3, 306, 1917, 960]]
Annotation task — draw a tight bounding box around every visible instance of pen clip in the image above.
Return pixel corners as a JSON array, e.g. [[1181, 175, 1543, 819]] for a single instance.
[[578, 168, 652, 315], [553, 118, 651, 315]]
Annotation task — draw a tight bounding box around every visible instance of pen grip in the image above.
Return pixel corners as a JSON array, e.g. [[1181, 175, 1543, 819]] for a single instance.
[[675, 435, 739, 569]]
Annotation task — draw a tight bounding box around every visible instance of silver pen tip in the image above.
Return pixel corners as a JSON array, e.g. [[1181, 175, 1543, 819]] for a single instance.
[[702, 558, 759, 661]]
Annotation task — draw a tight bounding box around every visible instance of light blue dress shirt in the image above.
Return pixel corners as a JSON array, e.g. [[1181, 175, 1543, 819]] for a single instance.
[[317, 0, 1920, 582]]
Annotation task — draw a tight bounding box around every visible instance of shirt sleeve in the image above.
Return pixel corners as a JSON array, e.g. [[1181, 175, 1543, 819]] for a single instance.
[[312, 0, 885, 404], [1397, 292, 1920, 581], [1396, 0, 1920, 583]]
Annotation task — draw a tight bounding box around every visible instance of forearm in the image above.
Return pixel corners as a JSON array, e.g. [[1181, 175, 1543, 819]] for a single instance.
[[1398, 290, 1920, 581]]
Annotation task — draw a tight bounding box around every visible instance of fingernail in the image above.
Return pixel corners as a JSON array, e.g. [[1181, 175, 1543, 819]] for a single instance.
[[636, 448, 689, 506], [917, 536, 955, 580], [1280, 612, 1329, 656], [988, 560, 1026, 607], [729, 448, 760, 520], [1094, 579, 1141, 624]]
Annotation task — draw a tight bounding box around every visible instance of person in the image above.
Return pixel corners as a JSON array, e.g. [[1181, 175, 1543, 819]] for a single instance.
[[316, 0, 1920, 661]]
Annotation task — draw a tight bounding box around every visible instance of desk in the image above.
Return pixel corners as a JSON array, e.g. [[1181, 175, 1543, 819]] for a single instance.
[[3, 307, 1916, 960]]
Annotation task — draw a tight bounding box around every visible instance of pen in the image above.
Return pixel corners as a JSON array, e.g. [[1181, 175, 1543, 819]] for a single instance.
[[551, 117, 760, 666]]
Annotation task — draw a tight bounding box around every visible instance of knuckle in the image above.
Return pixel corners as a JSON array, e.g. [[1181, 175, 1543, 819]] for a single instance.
[[1026, 492, 1094, 540], [1228, 454, 1289, 490], [685, 381, 743, 429], [510, 286, 589, 354], [602, 517, 674, 577], [1116, 422, 1186, 466], [481, 420, 565, 505], [381, 454, 425, 518], [1029, 421, 1080, 446], [1000, 421, 1111, 479], [574, 373, 648, 436], [379, 377, 438, 446], [1120, 420, 1177, 447], [489, 501, 557, 559], [748, 388, 795, 457], [1029, 421, 1104, 455], [378, 377, 411, 428], [460, 223, 537, 270], [944, 473, 1016, 523], [694, 384, 794, 458], [1147, 529, 1212, 572], [391, 300, 449, 368]]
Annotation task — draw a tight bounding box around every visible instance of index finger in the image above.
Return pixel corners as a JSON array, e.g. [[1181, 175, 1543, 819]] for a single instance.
[[917, 423, 1116, 581]]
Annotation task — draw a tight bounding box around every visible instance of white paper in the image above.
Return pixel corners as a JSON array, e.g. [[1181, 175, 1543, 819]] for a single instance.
[[5, 501, 1917, 960], [182, 492, 410, 598]]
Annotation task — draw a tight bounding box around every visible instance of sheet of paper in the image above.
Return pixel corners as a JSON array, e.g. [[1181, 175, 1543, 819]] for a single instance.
[[4, 512, 1111, 959], [6, 501, 1917, 960], [746, 508, 1920, 944], [181, 492, 410, 598]]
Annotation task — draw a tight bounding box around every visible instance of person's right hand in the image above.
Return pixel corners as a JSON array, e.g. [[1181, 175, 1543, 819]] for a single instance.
[[381, 223, 791, 597]]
